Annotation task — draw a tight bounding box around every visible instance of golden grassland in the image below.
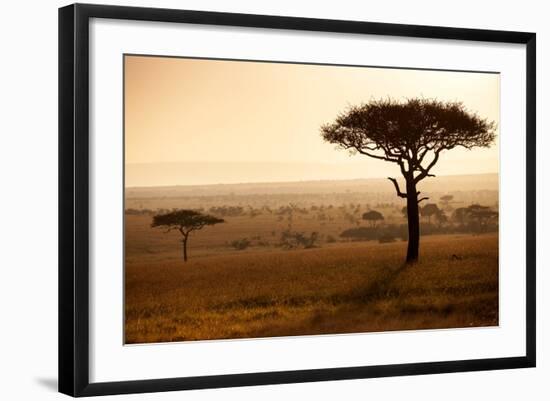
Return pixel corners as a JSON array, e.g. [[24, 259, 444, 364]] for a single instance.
[[125, 213, 498, 344]]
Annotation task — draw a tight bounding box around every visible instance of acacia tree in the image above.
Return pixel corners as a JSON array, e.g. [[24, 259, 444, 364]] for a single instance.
[[465, 204, 498, 232], [434, 209, 448, 228], [362, 210, 384, 228], [151, 209, 224, 262], [421, 203, 440, 224], [440, 194, 454, 209], [452, 207, 469, 225], [321, 98, 495, 263]]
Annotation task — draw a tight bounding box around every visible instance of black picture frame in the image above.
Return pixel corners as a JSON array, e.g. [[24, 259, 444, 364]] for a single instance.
[[59, 3, 536, 397]]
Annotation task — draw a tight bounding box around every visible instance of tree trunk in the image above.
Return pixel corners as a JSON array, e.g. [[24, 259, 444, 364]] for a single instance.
[[182, 236, 188, 262], [405, 179, 420, 263]]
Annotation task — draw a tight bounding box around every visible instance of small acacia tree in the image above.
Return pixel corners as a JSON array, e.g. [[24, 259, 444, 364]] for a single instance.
[[421, 203, 440, 224], [453, 207, 469, 225], [362, 210, 384, 228], [440, 195, 454, 212], [465, 204, 498, 232], [321, 98, 495, 263], [151, 209, 224, 262]]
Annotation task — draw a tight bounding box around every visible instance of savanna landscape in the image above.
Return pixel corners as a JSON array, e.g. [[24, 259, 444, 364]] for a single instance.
[[124, 55, 500, 344], [125, 176, 499, 343]]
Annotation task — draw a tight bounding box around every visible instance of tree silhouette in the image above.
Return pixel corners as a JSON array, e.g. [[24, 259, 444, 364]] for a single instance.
[[465, 204, 498, 232], [362, 210, 384, 228], [452, 207, 469, 225], [151, 209, 224, 262], [321, 98, 496, 263], [439, 195, 454, 212], [420, 203, 440, 224], [433, 208, 448, 228], [452, 204, 497, 232]]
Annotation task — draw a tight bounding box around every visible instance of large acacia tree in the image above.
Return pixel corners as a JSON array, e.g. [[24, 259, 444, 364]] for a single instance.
[[151, 209, 224, 262], [321, 98, 496, 263]]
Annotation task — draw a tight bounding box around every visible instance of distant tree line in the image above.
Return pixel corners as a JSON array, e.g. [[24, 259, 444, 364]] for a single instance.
[[340, 203, 498, 243]]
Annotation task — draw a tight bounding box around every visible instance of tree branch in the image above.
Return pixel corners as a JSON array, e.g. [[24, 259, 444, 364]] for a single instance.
[[387, 177, 407, 198], [357, 148, 399, 162], [415, 150, 440, 183], [418, 196, 429, 203]]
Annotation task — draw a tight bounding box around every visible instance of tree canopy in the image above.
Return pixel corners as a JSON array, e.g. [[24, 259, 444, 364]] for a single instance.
[[362, 210, 384, 221], [321, 98, 496, 186], [452, 204, 498, 232], [362, 210, 384, 227], [420, 203, 440, 220], [152, 209, 224, 234], [464, 204, 498, 224]]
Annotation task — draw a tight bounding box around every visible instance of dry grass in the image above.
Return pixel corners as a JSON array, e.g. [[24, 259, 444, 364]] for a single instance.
[[125, 225, 498, 344]]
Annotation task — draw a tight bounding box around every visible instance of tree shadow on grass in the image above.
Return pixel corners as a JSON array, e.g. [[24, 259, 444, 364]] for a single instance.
[[334, 262, 411, 305], [210, 262, 412, 312]]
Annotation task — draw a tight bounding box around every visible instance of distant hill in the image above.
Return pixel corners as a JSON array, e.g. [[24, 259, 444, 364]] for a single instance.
[[125, 160, 498, 188], [126, 173, 498, 199]]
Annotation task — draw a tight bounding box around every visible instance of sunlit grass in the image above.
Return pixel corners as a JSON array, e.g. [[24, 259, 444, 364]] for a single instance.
[[125, 230, 498, 344]]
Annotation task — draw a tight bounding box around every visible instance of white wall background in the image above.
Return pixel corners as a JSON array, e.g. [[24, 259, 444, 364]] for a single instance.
[[0, 0, 546, 399]]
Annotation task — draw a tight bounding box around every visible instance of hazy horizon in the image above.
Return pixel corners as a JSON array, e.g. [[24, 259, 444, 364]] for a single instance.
[[125, 172, 499, 215], [125, 161, 498, 188], [125, 171, 498, 195]]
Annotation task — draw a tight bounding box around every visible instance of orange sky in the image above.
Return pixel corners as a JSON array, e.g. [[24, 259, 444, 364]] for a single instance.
[[124, 55, 499, 186]]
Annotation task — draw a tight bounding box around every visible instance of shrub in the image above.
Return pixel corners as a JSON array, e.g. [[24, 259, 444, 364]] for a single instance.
[[230, 238, 251, 250], [279, 230, 319, 249]]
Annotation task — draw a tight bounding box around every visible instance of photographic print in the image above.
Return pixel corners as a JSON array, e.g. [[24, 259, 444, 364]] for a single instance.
[[124, 55, 499, 344]]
